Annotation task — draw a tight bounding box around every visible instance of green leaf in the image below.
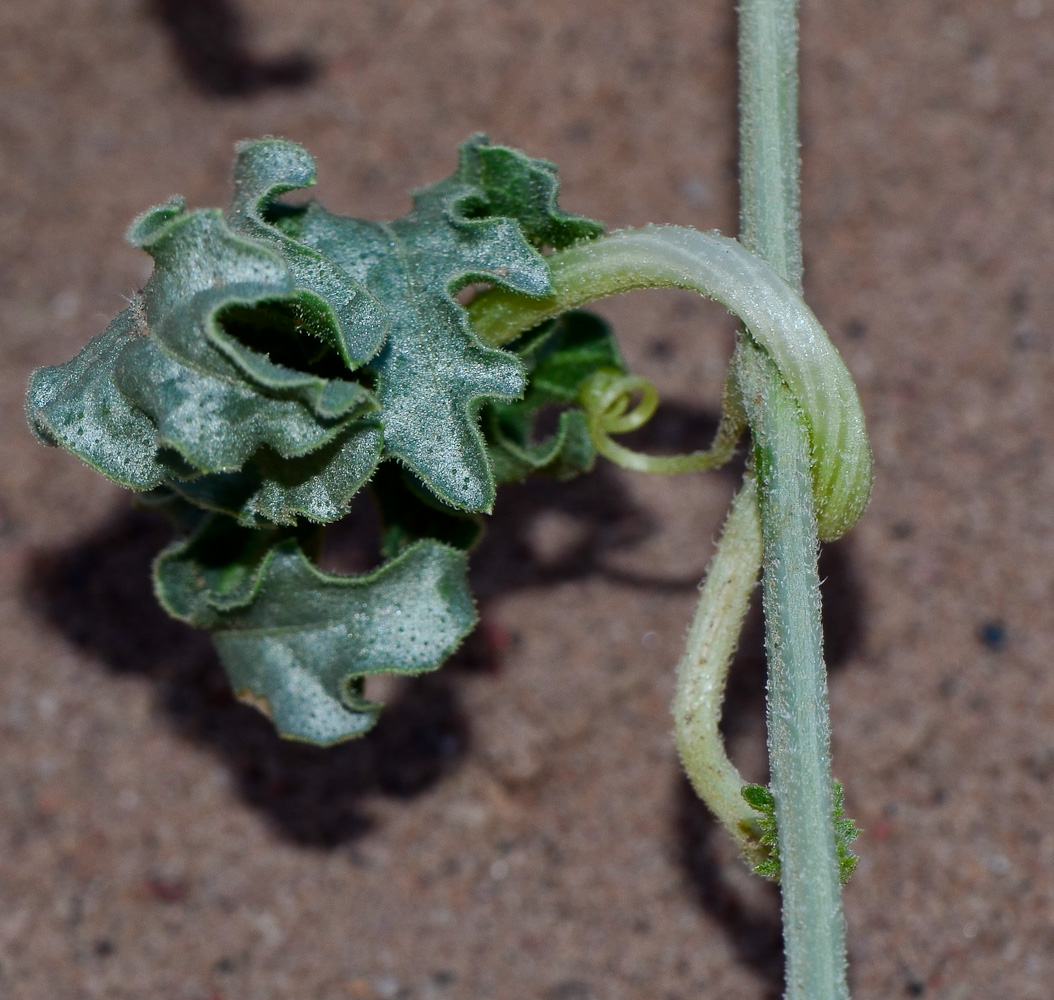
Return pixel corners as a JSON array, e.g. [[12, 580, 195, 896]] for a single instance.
[[741, 780, 860, 885], [209, 299, 377, 420], [127, 202, 379, 423], [741, 783, 781, 881], [28, 197, 384, 505], [29, 134, 600, 527], [114, 335, 368, 473], [483, 311, 625, 483], [153, 514, 285, 624], [272, 135, 604, 512], [171, 422, 383, 526], [124, 197, 380, 489], [832, 780, 861, 885], [228, 139, 389, 367], [155, 520, 477, 745], [26, 303, 174, 489], [28, 135, 604, 742], [448, 135, 605, 251], [485, 409, 596, 484]]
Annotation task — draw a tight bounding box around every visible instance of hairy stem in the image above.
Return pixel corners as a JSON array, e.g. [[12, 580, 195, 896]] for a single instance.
[[738, 1, 850, 997], [738, 0, 803, 293], [469, 26, 866, 984], [468, 226, 870, 543], [672, 474, 764, 863], [738, 341, 848, 999]]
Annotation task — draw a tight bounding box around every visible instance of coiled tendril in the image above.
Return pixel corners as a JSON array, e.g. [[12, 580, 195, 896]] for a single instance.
[[577, 367, 745, 476]]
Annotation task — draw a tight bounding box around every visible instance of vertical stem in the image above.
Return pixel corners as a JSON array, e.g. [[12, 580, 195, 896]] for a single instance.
[[737, 2, 850, 998], [738, 0, 803, 293], [737, 346, 849, 1000]]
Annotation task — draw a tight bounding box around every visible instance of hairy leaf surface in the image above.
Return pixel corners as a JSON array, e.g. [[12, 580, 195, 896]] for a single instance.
[[26, 303, 172, 489], [272, 135, 604, 511], [172, 423, 384, 526], [156, 520, 476, 744], [28, 135, 603, 743]]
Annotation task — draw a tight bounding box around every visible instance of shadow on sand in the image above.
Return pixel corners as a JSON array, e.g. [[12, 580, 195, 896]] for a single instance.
[[24, 398, 865, 982], [147, 0, 317, 98]]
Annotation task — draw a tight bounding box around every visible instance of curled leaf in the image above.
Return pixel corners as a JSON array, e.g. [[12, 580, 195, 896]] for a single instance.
[[26, 303, 174, 489], [275, 136, 604, 511], [26, 135, 604, 742], [155, 517, 477, 745]]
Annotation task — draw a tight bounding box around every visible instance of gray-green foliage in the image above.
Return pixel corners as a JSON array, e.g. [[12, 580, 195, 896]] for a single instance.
[[27, 136, 613, 743]]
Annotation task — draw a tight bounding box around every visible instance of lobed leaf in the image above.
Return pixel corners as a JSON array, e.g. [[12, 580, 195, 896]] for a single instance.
[[172, 423, 383, 526], [228, 139, 389, 367], [26, 303, 174, 489], [27, 135, 603, 743], [28, 196, 384, 512], [272, 135, 604, 512], [155, 518, 477, 745]]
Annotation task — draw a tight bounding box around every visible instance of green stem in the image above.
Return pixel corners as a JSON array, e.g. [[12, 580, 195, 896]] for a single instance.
[[468, 227, 870, 543], [469, 21, 867, 985], [738, 342, 849, 999], [738, 0, 803, 294], [468, 228, 869, 903], [672, 474, 765, 864], [738, 1, 850, 997]]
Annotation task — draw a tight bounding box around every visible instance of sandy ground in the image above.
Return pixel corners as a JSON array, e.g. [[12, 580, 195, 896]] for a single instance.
[[3, 1, 1054, 998]]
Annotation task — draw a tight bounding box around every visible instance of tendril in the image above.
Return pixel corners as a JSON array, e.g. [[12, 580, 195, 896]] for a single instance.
[[578, 368, 746, 475], [469, 224, 872, 876]]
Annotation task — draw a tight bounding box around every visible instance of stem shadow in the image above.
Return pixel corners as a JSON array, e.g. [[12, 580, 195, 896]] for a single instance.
[[675, 775, 784, 998], [146, 0, 318, 98]]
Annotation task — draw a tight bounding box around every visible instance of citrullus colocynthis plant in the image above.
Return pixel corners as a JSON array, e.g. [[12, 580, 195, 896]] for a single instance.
[[28, 133, 869, 995]]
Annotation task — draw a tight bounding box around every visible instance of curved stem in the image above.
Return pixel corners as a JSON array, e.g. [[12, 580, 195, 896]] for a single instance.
[[468, 44, 865, 991], [468, 226, 871, 542], [672, 474, 765, 863]]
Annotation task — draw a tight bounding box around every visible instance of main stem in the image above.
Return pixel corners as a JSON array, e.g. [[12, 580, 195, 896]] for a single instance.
[[737, 1, 849, 998]]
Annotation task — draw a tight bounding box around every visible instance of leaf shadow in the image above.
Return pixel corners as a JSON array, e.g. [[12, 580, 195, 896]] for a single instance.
[[21, 393, 866, 874], [675, 775, 784, 998], [21, 402, 725, 849], [472, 401, 746, 597], [24, 508, 477, 848], [146, 0, 318, 98]]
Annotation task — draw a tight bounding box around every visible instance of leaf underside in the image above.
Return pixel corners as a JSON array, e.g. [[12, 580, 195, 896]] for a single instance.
[[27, 135, 607, 743]]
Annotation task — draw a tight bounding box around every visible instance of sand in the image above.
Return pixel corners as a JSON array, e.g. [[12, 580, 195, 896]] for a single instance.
[[2, 1, 1052, 997]]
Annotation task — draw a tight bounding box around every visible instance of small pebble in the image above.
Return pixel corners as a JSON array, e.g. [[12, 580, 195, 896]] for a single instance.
[[977, 621, 1006, 651]]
